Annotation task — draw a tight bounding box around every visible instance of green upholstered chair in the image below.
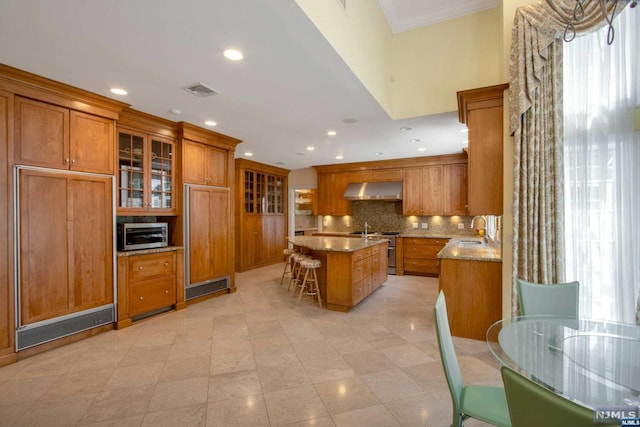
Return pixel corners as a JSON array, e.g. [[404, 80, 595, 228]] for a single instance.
[[501, 366, 594, 427], [516, 279, 579, 318], [434, 291, 511, 427]]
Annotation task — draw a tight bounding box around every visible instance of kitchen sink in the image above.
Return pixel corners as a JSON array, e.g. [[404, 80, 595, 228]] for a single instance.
[[457, 240, 484, 246]]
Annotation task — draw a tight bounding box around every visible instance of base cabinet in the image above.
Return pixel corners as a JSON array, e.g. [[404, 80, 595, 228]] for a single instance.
[[116, 249, 184, 329], [439, 258, 502, 340], [400, 238, 447, 277]]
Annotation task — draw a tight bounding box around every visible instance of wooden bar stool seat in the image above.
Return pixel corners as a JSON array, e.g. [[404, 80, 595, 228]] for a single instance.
[[297, 258, 322, 308]]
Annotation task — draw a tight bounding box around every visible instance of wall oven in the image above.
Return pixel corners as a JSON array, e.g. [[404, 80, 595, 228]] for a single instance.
[[117, 222, 169, 251]]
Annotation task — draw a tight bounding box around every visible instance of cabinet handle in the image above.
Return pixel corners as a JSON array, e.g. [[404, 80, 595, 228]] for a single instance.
[[64, 158, 70, 164], [139, 296, 143, 300], [71, 159, 76, 165], [138, 267, 143, 270], [164, 290, 169, 294], [164, 262, 169, 266]]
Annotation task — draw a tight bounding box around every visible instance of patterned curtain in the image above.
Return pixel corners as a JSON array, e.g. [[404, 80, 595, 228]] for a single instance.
[[509, 0, 625, 315]]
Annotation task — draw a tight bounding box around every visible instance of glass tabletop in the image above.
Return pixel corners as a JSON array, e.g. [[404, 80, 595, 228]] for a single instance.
[[486, 316, 640, 410]]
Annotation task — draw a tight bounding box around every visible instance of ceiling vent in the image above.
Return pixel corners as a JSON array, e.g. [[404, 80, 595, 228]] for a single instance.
[[183, 82, 219, 97]]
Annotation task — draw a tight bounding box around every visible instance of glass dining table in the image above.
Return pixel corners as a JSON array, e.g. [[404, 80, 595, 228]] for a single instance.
[[486, 316, 640, 411]]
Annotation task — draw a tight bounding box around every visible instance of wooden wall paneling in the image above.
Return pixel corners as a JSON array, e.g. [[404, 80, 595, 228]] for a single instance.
[[70, 111, 115, 175], [0, 90, 15, 364], [188, 186, 213, 285]]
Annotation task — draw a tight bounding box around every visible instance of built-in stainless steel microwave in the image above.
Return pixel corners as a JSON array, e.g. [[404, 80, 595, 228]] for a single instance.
[[117, 223, 169, 251]]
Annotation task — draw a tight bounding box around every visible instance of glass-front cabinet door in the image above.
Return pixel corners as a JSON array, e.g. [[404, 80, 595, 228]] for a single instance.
[[117, 129, 175, 214]]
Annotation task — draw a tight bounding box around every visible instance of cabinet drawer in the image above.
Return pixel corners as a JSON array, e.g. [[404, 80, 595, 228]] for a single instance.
[[353, 249, 365, 263], [404, 258, 440, 275], [129, 276, 176, 316], [371, 244, 380, 255], [363, 275, 372, 297], [353, 259, 364, 283], [128, 252, 175, 282], [352, 280, 364, 305], [363, 256, 372, 277], [404, 245, 443, 259], [404, 238, 448, 247]]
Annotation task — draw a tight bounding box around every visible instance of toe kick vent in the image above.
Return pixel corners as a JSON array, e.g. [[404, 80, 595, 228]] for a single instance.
[[186, 277, 229, 300]]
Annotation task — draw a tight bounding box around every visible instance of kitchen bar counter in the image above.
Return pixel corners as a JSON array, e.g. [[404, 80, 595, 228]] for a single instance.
[[287, 236, 388, 312]]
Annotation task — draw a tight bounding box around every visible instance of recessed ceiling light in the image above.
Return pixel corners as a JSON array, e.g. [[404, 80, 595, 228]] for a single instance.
[[169, 108, 182, 115], [223, 49, 244, 60], [409, 138, 421, 143], [307, 146, 315, 151], [400, 127, 412, 131], [417, 147, 426, 152], [205, 120, 217, 126], [244, 152, 253, 157], [110, 88, 127, 96], [336, 155, 343, 160], [327, 131, 337, 136], [376, 152, 383, 156]]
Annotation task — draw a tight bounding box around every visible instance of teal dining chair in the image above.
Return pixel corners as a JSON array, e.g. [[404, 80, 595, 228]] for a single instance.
[[501, 366, 594, 427], [516, 279, 579, 318], [434, 291, 511, 427]]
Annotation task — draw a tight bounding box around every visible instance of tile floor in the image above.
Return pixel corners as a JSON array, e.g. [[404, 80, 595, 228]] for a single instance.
[[0, 263, 504, 427]]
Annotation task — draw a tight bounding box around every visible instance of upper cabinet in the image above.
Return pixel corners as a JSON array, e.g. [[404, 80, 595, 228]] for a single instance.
[[457, 84, 508, 215], [183, 140, 229, 186], [348, 168, 402, 183], [316, 171, 351, 216], [116, 110, 177, 214], [15, 96, 115, 174], [402, 158, 467, 216]]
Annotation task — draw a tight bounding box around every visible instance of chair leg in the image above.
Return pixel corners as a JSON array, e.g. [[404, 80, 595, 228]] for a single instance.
[[287, 259, 298, 291], [279, 255, 292, 286], [297, 268, 310, 305], [312, 269, 322, 308]]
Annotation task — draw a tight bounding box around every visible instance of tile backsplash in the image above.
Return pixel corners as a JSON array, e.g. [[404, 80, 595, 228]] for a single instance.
[[320, 200, 492, 238]]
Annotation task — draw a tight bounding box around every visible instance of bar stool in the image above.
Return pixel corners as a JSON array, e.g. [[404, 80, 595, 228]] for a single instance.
[[288, 253, 309, 292], [297, 258, 322, 308], [279, 248, 294, 286]]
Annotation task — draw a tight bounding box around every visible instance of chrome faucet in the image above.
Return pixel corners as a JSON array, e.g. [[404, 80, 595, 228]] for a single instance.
[[470, 215, 486, 230], [364, 221, 369, 240]]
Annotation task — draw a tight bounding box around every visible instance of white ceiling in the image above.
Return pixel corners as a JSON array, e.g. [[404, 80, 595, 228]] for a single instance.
[[0, 0, 490, 170]]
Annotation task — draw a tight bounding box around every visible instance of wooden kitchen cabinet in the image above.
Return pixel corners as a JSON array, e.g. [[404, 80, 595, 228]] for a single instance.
[[316, 171, 351, 216], [235, 159, 288, 272], [439, 258, 502, 340], [116, 249, 184, 329], [457, 84, 508, 215], [403, 166, 443, 215], [183, 140, 228, 186], [348, 168, 402, 183], [116, 110, 177, 214], [15, 96, 115, 174], [18, 168, 113, 325], [443, 163, 468, 215], [401, 237, 448, 276]]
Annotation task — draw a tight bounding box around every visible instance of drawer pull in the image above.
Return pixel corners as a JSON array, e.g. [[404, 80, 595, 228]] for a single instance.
[[139, 296, 143, 300], [164, 290, 169, 294], [164, 262, 169, 266], [138, 266, 143, 270]]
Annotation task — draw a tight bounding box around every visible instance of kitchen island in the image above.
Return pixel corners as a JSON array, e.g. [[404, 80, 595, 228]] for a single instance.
[[288, 236, 388, 312]]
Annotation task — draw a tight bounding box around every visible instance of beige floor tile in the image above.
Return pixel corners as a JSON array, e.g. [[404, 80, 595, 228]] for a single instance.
[[401, 361, 449, 392], [360, 368, 424, 403], [78, 414, 144, 427], [328, 336, 374, 355], [209, 349, 256, 376], [314, 376, 379, 415], [292, 340, 339, 361], [258, 361, 311, 392], [211, 335, 253, 355], [331, 404, 400, 427], [104, 361, 164, 390], [0, 402, 32, 427], [206, 394, 270, 427], [0, 374, 59, 405], [131, 330, 177, 348], [119, 344, 172, 367], [159, 355, 210, 383], [253, 345, 299, 368], [250, 332, 291, 353], [301, 355, 356, 384], [147, 376, 209, 412], [142, 404, 206, 427], [41, 367, 114, 399], [208, 369, 262, 402], [282, 416, 336, 427], [14, 392, 96, 426], [80, 384, 155, 424], [380, 343, 434, 368], [341, 350, 397, 376], [384, 392, 452, 427], [263, 385, 328, 426], [167, 339, 212, 360]]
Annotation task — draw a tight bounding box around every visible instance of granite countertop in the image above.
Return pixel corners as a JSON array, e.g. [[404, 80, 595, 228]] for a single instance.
[[295, 227, 319, 231], [288, 236, 388, 252], [437, 237, 502, 262], [117, 245, 185, 257]]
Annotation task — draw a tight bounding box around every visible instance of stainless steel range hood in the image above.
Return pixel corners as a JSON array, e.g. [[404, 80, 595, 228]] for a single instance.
[[343, 181, 403, 201]]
